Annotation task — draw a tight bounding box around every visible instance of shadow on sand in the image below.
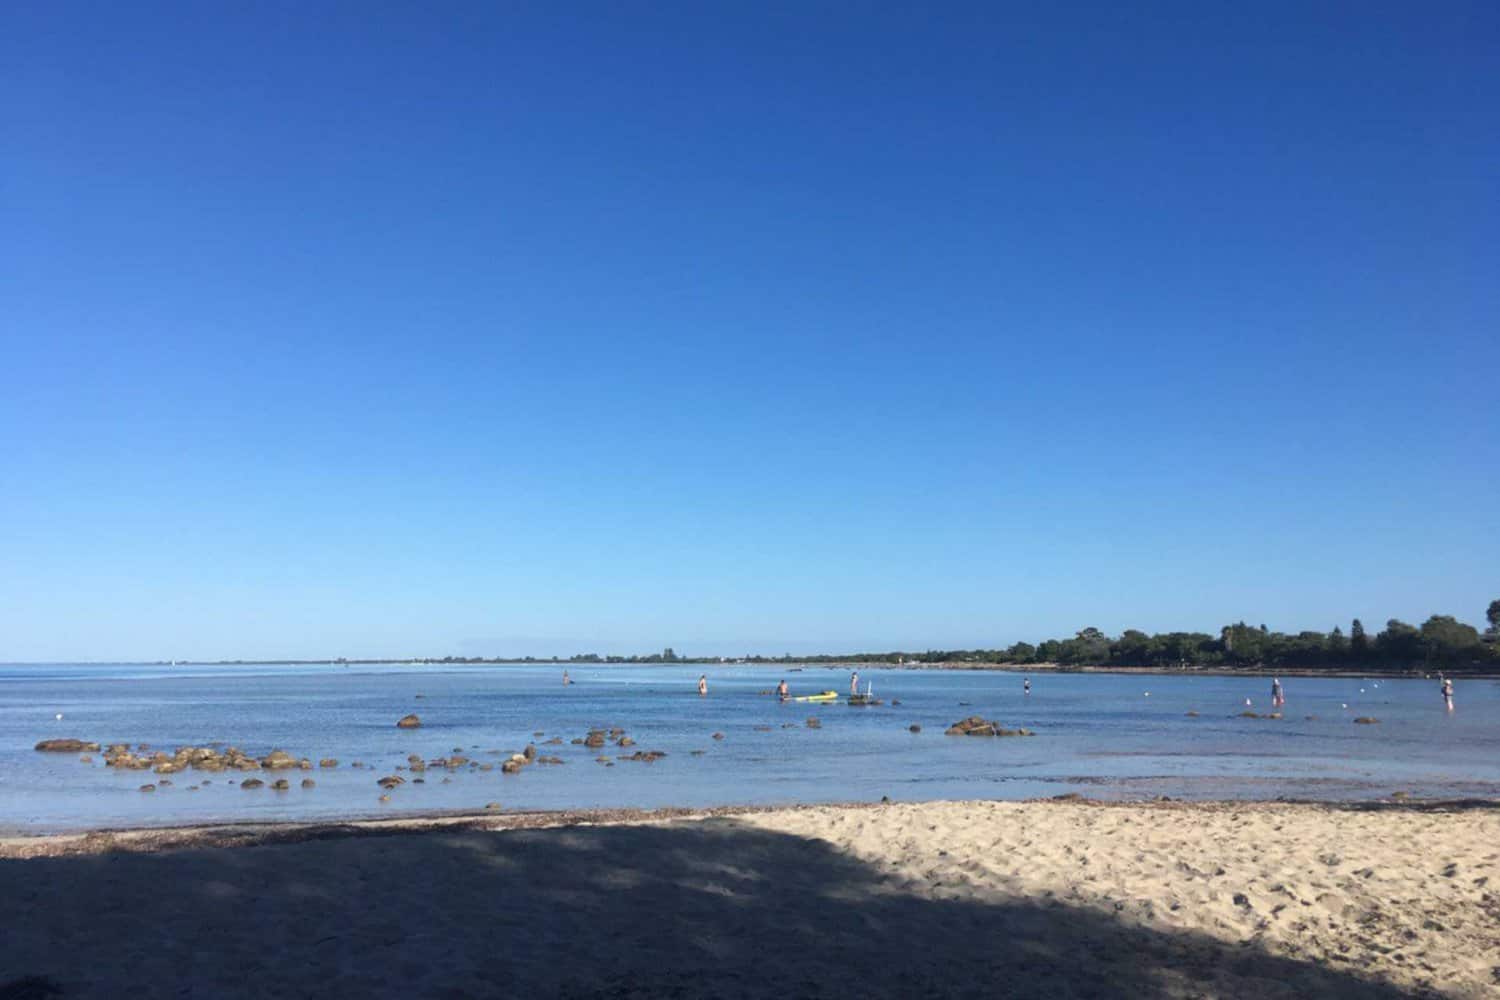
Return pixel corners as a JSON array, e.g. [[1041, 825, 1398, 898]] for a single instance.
[[1, 817, 1426, 998]]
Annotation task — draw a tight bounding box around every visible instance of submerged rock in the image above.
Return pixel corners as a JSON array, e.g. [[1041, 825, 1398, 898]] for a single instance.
[[138, 783, 156, 793], [35, 739, 100, 753], [621, 750, 667, 763], [909, 724, 922, 733], [1354, 717, 1380, 724], [396, 714, 422, 729], [376, 775, 405, 789], [319, 758, 338, 768]]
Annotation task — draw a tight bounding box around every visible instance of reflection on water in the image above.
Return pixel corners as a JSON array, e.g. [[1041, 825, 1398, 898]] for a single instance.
[[1, 663, 1495, 832]]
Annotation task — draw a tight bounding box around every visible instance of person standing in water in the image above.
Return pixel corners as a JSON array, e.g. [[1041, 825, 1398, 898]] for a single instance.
[[562, 669, 571, 686], [1271, 677, 1284, 708], [850, 670, 860, 696], [777, 679, 789, 701], [697, 674, 708, 697], [1441, 676, 1454, 711]]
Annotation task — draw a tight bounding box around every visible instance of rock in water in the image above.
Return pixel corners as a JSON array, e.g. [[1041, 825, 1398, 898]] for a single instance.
[[396, 714, 422, 729], [301, 778, 316, 789], [319, 758, 338, 768], [909, 724, 922, 733], [34, 739, 100, 752], [271, 778, 290, 791], [944, 715, 1033, 737], [1354, 717, 1380, 725], [260, 750, 298, 770], [241, 778, 264, 789]]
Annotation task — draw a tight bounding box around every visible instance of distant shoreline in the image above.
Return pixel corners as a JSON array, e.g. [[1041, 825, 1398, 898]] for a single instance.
[[5, 659, 1497, 679]]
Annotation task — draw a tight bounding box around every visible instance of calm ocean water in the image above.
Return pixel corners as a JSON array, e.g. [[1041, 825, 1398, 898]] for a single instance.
[[2, 663, 1496, 833]]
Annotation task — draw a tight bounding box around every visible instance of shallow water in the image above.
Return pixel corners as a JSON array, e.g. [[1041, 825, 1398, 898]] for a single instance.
[[2, 663, 1496, 833]]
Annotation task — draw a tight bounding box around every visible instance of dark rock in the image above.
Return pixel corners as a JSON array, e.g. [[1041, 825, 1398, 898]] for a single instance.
[[1185, 711, 1200, 717], [241, 778, 264, 789], [909, 724, 922, 733], [139, 783, 156, 793], [523, 743, 538, 761], [34, 739, 100, 752], [271, 778, 290, 791], [891, 699, 902, 706], [376, 775, 405, 789], [301, 778, 316, 789], [806, 718, 821, 729], [711, 732, 725, 740], [1354, 717, 1380, 724], [396, 714, 422, 729], [583, 730, 606, 748], [533, 731, 545, 737], [501, 759, 523, 774], [319, 758, 338, 768], [616, 736, 635, 747]]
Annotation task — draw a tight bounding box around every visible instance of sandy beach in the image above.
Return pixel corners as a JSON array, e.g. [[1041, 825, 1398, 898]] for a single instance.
[[2, 799, 1495, 999]]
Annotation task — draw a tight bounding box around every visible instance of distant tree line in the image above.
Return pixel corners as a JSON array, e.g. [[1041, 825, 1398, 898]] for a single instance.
[[723, 601, 1499, 673], [184, 601, 1500, 672]]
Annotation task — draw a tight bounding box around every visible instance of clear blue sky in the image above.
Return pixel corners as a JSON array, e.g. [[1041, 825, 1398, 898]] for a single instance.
[[2, 3, 1496, 661]]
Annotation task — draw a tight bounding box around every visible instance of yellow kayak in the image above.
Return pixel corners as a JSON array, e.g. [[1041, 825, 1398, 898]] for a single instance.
[[792, 691, 839, 703]]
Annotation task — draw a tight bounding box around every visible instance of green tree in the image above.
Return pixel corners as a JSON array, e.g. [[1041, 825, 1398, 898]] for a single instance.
[[1327, 625, 1347, 660], [1376, 619, 1422, 664], [1419, 615, 1482, 664], [1350, 619, 1368, 656], [1485, 600, 1500, 642]]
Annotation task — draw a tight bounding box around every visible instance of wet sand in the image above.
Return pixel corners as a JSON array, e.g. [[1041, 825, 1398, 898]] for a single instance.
[[2, 799, 1496, 998]]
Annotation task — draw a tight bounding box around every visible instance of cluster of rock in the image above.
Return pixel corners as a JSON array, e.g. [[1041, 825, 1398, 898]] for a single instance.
[[104, 744, 319, 774], [573, 727, 627, 749], [1236, 711, 1284, 720], [944, 716, 1034, 737]]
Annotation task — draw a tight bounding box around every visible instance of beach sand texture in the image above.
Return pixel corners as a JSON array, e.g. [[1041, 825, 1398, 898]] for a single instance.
[[1, 800, 1495, 998]]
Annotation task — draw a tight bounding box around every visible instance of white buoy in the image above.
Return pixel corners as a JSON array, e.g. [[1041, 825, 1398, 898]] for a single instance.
[[55, 713, 63, 720], [1144, 691, 1150, 697]]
